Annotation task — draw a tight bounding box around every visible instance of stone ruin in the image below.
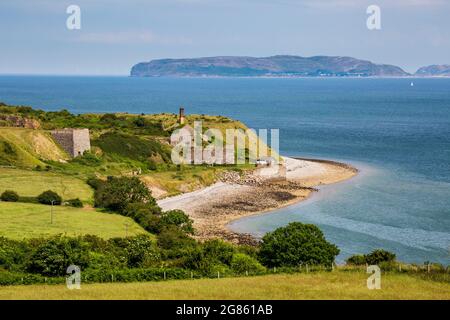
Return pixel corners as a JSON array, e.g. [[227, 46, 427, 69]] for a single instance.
[[51, 128, 91, 157]]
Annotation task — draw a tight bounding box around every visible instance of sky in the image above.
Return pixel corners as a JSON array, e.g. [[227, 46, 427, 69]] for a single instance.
[[0, 0, 449, 75]]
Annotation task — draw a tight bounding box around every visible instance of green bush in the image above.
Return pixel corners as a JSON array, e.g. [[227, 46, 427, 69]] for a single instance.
[[37, 190, 62, 205], [66, 198, 83, 208], [346, 254, 366, 265], [1, 190, 19, 202], [365, 249, 396, 265], [160, 210, 194, 234], [259, 222, 340, 267], [345, 249, 396, 266], [182, 240, 236, 274], [71, 152, 102, 166], [0, 237, 31, 271], [86, 177, 104, 190], [26, 236, 90, 276], [123, 202, 162, 233], [110, 235, 161, 268], [231, 253, 266, 274], [157, 225, 196, 251]]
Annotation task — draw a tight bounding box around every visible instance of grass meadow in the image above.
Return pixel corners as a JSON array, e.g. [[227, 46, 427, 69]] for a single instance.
[[0, 168, 93, 202], [0, 202, 146, 240], [0, 272, 448, 300]]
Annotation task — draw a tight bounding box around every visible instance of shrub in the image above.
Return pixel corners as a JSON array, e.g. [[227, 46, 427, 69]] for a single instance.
[[109, 235, 161, 268], [346, 254, 366, 265], [26, 236, 90, 276], [160, 210, 194, 234], [94, 176, 156, 213], [71, 152, 101, 166], [202, 240, 235, 265], [0, 237, 31, 271], [345, 249, 396, 266], [86, 177, 104, 190], [157, 225, 196, 251], [1, 190, 19, 202], [37, 190, 62, 205], [365, 249, 396, 265], [230, 253, 266, 274], [259, 222, 340, 267], [66, 198, 83, 208], [182, 240, 236, 274], [123, 202, 162, 233]]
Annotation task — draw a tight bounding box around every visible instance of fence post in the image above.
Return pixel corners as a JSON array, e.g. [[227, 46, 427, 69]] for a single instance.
[[164, 271, 166, 280], [217, 271, 220, 279], [191, 272, 193, 279], [306, 264, 309, 273], [427, 263, 431, 273]]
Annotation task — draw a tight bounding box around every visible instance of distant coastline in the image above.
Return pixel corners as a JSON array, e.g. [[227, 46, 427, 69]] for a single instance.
[[130, 55, 450, 78]]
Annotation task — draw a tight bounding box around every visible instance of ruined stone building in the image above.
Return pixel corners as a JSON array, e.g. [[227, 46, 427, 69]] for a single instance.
[[51, 129, 91, 157]]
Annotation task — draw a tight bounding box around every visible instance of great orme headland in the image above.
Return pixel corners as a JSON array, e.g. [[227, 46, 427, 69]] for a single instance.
[[131, 55, 449, 78]]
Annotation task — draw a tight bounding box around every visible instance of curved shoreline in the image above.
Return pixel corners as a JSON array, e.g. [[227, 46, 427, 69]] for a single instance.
[[224, 157, 358, 243], [158, 157, 358, 244]]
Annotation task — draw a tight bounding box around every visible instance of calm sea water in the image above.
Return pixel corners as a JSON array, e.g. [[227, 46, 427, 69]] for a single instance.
[[1, 76, 449, 264]]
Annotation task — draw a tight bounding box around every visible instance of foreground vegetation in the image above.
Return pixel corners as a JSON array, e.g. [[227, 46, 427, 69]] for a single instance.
[[1, 271, 449, 300]]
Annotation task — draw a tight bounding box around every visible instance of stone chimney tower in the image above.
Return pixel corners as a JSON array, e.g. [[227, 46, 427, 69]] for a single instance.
[[179, 107, 185, 125]]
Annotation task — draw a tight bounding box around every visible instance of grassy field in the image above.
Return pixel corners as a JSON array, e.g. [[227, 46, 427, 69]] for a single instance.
[[0, 168, 93, 202], [0, 272, 448, 300], [0, 202, 147, 240]]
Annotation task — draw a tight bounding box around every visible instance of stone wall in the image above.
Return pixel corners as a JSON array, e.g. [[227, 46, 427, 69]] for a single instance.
[[51, 129, 91, 157]]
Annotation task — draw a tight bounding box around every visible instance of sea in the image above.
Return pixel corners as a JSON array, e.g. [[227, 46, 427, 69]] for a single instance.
[[0, 75, 449, 264]]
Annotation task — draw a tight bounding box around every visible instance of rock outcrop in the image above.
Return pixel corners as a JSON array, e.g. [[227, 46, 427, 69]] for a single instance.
[[0, 115, 41, 129]]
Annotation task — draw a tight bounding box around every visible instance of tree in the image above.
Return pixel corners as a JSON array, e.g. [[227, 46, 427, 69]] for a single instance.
[[94, 176, 156, 213], [37, 190, 62, 205], [259, 222, 340, 267], [0, 190, 19, 202]]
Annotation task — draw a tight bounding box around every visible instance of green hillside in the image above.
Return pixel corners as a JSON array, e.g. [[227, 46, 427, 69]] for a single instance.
[[0, 128, 68, 168], [0, 167, 93, 202], [0, 202, 146, 240]]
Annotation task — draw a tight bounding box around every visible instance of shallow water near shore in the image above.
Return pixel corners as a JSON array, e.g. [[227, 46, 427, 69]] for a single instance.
[[1, 76, 449, 264]]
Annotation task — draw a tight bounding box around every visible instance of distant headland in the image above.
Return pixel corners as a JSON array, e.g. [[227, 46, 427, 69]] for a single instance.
[[130, 55, 449, 78]]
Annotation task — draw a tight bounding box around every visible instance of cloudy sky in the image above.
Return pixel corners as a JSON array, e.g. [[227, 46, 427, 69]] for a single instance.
[[0, 0, 449, 75]]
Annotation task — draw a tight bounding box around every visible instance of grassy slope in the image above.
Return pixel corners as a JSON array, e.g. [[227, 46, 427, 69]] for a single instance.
[[0, 202, 147, 240], [0, 128, 68, 167], [0, 272, 448, 300], [0, 168, 93, 202]]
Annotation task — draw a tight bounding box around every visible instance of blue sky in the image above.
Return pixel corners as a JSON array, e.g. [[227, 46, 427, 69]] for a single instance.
[[0, 0, 449, 75]]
